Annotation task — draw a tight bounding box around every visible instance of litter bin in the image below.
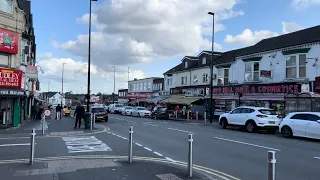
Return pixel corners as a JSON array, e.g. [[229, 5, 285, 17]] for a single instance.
[[84, 112, 92, 129]]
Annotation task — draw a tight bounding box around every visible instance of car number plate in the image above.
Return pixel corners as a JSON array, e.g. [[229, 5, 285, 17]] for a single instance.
[[268, 121, 275, 124]]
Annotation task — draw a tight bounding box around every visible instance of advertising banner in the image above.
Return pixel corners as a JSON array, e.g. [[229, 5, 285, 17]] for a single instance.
[[127, 92, 152, 99], [0, 28, 19, 54], [0, 68, 22, 88]]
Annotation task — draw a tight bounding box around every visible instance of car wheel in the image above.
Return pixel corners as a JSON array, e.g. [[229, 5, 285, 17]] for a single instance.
[[221, 118, 228, 129], [245, 121, 257, 133], [281, 126, 293, 138]]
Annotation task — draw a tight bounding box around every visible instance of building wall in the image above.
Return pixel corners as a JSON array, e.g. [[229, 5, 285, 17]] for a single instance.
[[164, 75, 173, 91], [49, 93, 66, 106], [0, 0, 26, 69], [190, 67, 212, 86], [128, 78, 153, 93], [229, 44, 320, 84], [174, 71, 191, 87]]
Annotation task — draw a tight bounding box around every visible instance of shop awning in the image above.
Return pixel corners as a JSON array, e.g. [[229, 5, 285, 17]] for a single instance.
[[178, 97, 202, 105], [144, 96, 168, 103], [160, 95, 184, 104]]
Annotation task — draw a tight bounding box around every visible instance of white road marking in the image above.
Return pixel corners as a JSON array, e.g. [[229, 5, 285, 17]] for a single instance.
[[121, 137, 127, 140], [214, 137, 281, 151], [62, 136, 112, 153], [153, 151, 163, 156], [167, 128, 194, 134], [142, 122, 158, 127], [0, 143, 34, 147], [162, 121, 168, 124], [165, 157, 176, 163], [135, 143, 143, 147], [314, 157, 320, 160], [127, 120, 136, 123], [144, 147, 152, 151]]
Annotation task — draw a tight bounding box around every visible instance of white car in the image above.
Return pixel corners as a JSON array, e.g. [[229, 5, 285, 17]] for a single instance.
[[109, 104, 124, 114], [279, 112, 320, 140], [122, 106, 134, 115], [131, 107, 151, 117], [219, 106, 281, 133]]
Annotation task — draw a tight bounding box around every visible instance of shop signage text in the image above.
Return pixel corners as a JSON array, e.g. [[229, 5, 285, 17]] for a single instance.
[[0, 68, 22, 88], [0, 89, 24, 96], [171, 87, 205, 97], [127, 92, 152, 99], [0, 28, 19, 54], [212, 83, 301, 96]]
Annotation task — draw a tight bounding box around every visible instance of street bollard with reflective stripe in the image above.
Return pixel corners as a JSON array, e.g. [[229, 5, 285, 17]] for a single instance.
[[30, 128, 36, 165], [188, 134, 193, 178], [90, 114, 93, 130], [42, 115, 45, 135], [128, 126, 134, 163], [187, 111, 190, 123], [93, 113, 96, 127], [196, 111, 198, 120], [268, 151, 276, 180], [204, 113, 207, 124]]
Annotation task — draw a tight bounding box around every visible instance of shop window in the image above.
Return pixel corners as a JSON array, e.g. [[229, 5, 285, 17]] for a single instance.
[[0, 0, 13, 14], [245, 62, 260, 82], [285, 54, 306, 79], [203, 73, 208, 83], [202, 57, 206, 64], [193, 74, 198, 84], [0, 53, 10, 67]]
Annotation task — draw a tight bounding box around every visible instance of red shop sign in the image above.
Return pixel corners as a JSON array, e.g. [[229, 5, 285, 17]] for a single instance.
[[127, 92, 152, 99], [0, 68, 22, 88], [0, 28, 19, 54]]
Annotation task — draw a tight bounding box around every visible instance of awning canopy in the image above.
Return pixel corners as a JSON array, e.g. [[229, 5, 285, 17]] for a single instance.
[[144, 96, 168, 103], [161, 95, 202, 105]]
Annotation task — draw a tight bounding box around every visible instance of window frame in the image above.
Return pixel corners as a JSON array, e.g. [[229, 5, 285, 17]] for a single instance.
[[202, 57, 206, 64], [202, 73, 208, 83], [185, 61, 188, 68], [217, 68, 229, 86], [0, 53, 10, 67], [285, 54, 307, 79], [193, 74, 198, 84], [0, 0, 13, 14], [245, 61, 260, 82]]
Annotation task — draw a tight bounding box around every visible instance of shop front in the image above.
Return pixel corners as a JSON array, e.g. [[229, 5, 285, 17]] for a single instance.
[[212, 82, 305, 115], [127, 92, 152, 106], [162, 86, 206, 106], [0, 68, 25, 127]]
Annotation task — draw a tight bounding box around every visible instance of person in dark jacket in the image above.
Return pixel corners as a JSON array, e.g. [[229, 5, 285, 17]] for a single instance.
[[56, 104, 62, 120], [74, 103, 85, 129]]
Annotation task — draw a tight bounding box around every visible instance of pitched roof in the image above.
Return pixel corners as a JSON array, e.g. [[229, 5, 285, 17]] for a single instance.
[[238, 25, 320, 56], [213, 46, 253, 66], [42, 92, 58, 98]]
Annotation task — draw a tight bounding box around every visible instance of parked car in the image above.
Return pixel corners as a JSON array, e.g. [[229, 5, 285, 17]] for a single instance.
[[122, 106, 134, 115], [151, 106, 169, 120], [219, 106, 281, 133], [279, 112, 320, 139], [131, 107, 151, 117], [90, 106, 108, 122], [109, 104, 124, 114]]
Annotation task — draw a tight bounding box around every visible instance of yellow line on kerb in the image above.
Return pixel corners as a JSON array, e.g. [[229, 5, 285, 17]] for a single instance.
[[0, 155, 240, 180]]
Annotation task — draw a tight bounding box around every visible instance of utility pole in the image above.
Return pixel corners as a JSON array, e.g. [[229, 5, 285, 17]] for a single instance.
[[47, 78, 51, 104], [128, 67, 130, 86], [61, 63, 66, 107], [113, 66, 116, 104], [208, 12, 215, 123]]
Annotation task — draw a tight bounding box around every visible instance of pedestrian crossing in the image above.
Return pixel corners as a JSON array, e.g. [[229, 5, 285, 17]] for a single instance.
[[62, 136, 112, 153]]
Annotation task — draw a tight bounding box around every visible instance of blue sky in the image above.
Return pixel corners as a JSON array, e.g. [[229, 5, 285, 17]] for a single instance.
[[31, 0, 320, 94]]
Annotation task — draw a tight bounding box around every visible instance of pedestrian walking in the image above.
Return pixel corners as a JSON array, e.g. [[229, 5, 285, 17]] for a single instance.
[[74, 103, 85, 129], [56, 104, 62, 120]]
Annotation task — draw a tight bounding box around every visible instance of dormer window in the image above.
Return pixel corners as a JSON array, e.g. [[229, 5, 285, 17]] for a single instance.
[[202, 57, 206, 64], [185, 61, 188, 68]]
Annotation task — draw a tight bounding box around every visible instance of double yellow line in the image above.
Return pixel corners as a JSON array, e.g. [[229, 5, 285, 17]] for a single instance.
[[0, 155, 240, 180]]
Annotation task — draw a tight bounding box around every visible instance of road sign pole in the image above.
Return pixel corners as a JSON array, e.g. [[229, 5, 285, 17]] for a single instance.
[[188, 134, 193, 178]]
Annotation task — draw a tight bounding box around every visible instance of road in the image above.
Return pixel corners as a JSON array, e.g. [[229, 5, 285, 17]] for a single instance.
[[105, 114, 320, 180]]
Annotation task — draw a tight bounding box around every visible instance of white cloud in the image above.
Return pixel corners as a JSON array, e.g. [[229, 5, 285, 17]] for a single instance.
[[292, 0, 320, 9], [224, 22, 304, 46], [37, 54, 145, 94], [282, 21, 303, 34], [53, 0, 244, 72], [224, 29, 279, 46]]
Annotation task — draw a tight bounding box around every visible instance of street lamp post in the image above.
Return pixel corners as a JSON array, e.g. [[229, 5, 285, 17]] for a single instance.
[[112, 66, 115, 104], [86, 0, 98, 112], [61, 63, 66, 106], [47, 78, 51, 104], [208, 12, 215, 123]]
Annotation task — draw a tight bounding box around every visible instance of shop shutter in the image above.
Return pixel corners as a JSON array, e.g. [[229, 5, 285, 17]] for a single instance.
[[0, 53, 9, 66]]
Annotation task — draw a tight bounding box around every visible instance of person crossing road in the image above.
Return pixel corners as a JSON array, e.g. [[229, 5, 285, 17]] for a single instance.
[[56, 104, 62, 120], [74, 103, 85, 129]]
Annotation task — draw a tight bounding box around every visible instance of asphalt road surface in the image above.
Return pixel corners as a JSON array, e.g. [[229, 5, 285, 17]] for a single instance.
[[105, 114, 320, 180]]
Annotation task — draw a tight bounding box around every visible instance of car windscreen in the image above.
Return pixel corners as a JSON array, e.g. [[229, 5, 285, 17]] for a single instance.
[[137, 108, 147, 111], [258, 109, 277, 115], [115, 105, 123, 107], [125, 107, 133, 109], [92, 108, 105, 113]]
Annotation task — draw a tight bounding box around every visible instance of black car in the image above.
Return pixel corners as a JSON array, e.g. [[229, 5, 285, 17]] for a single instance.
[[151, 106, 169, 120], [91, 107, 108, 122]]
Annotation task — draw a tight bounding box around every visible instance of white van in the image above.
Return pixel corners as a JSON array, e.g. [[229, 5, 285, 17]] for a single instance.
[[109, 104, 124, 114]]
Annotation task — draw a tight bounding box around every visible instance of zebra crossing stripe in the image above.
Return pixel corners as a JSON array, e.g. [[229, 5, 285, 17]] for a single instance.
[[62, 136, 112, 153]]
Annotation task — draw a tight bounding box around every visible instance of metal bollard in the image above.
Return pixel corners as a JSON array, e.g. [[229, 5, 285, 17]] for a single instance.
[[204, 113, 207, 124], [268, 151, 276, 180], [41, 115, 45, 135], [196, 111, 198, 120], [90, 114, 93, 130], [187, 111, 189, 122], [128, 126, 134, 163], [93, 113, 96, 127], [188, 134, 193, 177], [30, 128, 36, 165]]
